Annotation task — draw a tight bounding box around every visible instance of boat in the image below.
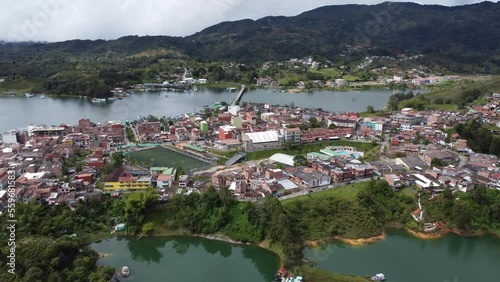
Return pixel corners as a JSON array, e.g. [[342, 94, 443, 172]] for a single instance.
[[91, 98, 106, 103], [370, 273, 386, 281], [184, 89, 191, 94], [193, 86, 198, 91], [107, 97, 117, 101], [25, 93, 34, 98], [121, 266, 129, 277], [40, 94, 45, 99], [225, 87, 237, 92], [165, 94, 168, 97]]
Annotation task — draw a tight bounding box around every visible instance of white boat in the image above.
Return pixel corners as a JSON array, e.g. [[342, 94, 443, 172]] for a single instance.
[[91, 98, 106, 103], [371, 273, 386, 281], [40, 94, 45, 99], [107, 97, 117, 101], [193, 86, 198, 91], [121, 266, 129, 277], [184, 90, 191, 94], [25, 93, 34, 98]]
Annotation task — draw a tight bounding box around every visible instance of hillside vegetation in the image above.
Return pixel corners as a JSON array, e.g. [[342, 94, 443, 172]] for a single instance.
[[1, 2, 500, 97]]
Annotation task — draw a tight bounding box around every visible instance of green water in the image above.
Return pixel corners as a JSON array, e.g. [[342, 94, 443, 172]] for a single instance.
[[303, 229, 500, 282], [91, 236, 280, 282]]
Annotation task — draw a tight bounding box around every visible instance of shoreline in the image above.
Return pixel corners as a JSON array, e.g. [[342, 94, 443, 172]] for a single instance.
[[304, 232, 386, 248]]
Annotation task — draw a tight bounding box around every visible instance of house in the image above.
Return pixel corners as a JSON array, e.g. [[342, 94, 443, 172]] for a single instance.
[[384, 174, 403, 189], [285, 167, 331, 188], [395, 157, 429, 171], [198, 79, 207, 84], [420, 150, 459, 166]]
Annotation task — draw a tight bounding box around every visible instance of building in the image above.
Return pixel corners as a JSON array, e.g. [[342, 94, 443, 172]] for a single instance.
[[420, 150, 459, 166], [384, 174, 403, 188], [218, 125, 236, 140], [199, 121, 209, 133], [242, 131, 282, 151], [28, 125, 66, 137], [390, 113, 424, 125], [280, 127, 301, 143], [269, 153, 295, 167], [103, 167, 152, 191], [198, 79, 207, 84]]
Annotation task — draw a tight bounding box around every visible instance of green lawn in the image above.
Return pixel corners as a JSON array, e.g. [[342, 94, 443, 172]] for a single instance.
[[309, 68, 342, 80], [425, 104, 459, 111], [301, 266, 370, 282], [127, 146, 208, 172], [246, 140, 377, 161], [0, 77, 44, 93], [283, 182, 368, 205], [401, 187, 418, 198]]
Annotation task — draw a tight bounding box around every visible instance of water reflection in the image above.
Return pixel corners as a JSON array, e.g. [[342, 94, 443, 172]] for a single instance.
[[241, 246, 277, 281], [200, 238, 233, 257], [126, 237, 165, 264]]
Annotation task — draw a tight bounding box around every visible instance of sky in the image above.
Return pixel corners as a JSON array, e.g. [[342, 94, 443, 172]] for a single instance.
[[0, 0, 491, 42]]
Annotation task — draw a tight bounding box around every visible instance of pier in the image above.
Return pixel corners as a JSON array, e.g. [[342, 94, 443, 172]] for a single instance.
[[231, 84, 247, 106]]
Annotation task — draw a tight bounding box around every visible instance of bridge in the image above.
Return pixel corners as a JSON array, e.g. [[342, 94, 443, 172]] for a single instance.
[[231, 85, 247, 106], [225, 153, 246, 166]]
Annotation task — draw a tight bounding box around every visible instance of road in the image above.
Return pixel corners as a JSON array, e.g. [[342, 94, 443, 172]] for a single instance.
[[458, 154, 468, 167], [277, 177, 374, 201]]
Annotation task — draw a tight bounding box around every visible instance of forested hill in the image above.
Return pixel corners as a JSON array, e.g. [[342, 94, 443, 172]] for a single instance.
[[1, 1, 500, 74], [186, 1, 500, 66]]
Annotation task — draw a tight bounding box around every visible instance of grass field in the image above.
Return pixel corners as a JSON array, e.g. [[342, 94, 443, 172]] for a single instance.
[[425, 103, 459, 111], [283, 182, 367, 205], [246, 140, 377, 161], [127, 146, 208, 172], [0, 78, 44, 93], [301, 266, 370, 282]]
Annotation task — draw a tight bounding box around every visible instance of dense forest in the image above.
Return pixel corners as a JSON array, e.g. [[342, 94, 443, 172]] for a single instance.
[[423, 184, 500, 233], [0, 179, 498, 281], [0, 198, 117, 282], [456, 118, 500, 157]]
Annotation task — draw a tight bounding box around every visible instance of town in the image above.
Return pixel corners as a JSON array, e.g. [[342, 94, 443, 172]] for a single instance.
[[1, 91, 499, 219]]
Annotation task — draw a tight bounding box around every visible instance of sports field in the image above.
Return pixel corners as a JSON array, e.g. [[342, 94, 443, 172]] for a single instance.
[[127, 146, 209, 172]]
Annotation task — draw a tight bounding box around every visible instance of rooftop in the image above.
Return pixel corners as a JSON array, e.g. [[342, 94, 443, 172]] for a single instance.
[[245, 131, 279, 143]]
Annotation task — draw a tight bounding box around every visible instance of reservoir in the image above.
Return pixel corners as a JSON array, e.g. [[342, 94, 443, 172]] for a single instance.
[[0, 88, 409, 133], [91, 236, 280, 282], [303, 229, 500, 282]]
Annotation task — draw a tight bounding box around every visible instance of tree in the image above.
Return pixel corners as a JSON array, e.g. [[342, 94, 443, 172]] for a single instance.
[[176, 166, 185, 181], [431, 158, 443, 167], [367, 105, 375, 113], [112, 151, 125, 168], [328, 123, 337, 129], [293, 155, 308, 167], [142, 222, 154, 235]]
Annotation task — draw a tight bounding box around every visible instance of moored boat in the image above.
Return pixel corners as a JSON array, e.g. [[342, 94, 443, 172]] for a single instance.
[[121, 266, 129, 277], [91, 98, 106, 103], [25, 93, 34, 98], [371, 273, 386, 281]]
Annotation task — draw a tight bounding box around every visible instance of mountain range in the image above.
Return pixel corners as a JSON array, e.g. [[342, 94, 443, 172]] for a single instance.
[[1, 1, 500, 74]]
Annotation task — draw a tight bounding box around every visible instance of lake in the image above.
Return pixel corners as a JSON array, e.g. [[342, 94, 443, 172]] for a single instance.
[[0, 88, 411, 133], [303, 229, 500, 282], [91, 236, 280, 282]]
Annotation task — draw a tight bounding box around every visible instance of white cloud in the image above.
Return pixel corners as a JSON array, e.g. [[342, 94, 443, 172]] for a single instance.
[[0, 0, 489, 42]]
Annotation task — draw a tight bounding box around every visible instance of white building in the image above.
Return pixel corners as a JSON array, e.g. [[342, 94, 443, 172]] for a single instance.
[[228, 105, 240, 116], [242, 131, 282, 151], [198, 79, 207, 84], [269, 153, 295, 167]]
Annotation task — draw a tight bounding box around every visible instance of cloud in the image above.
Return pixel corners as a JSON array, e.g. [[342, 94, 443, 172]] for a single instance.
[[0, 0, 489, 42]]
